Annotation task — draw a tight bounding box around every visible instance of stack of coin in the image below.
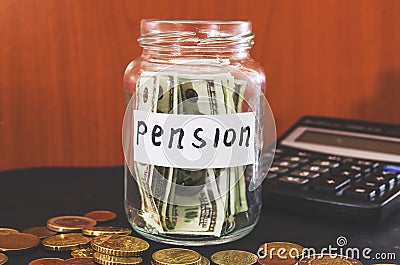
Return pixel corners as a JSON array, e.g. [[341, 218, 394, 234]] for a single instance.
[[152, 248, 210, 265], [211, 250, 258, 265], [91, 234, 149, 264], [298, 254, 363, 265]]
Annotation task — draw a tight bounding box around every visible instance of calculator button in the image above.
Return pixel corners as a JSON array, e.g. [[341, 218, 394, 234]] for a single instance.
[[358, 180, 386, 193], [381, 171, 400, 181], [274, 148, 284, 154], [344, 186, 376, 200], [272, 161, 299, 169], [349, 164, 371, 173], [263, 152, 274, 160], [383, 165, 400, 173], [291, 170, 320, 179], [339, 170, 362, 180], [311, 176, 351, 192], [356, 160, 379, 168], [297, 151, 313, 157], [264, 172, 278, 180], [312, 160, 340, 168], [326, 155, 343, 161], [284, 156, 310, 164], [269, 166, 289, 174], [279, 176, 309, 185], [301, 165, 330, 174], [366, 175, 396, 188]]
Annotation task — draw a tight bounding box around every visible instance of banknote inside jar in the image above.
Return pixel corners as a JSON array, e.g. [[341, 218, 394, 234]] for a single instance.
[[123, 71, 265, 239]]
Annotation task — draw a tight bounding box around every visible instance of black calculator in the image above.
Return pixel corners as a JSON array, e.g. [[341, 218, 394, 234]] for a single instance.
[[262, 116, 400, 222]]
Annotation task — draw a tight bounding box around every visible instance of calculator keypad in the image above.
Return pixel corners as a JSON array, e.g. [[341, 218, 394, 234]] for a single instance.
[[264, 147, 400, 202]]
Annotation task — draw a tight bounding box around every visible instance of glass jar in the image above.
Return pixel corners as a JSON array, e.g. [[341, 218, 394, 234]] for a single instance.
[[123, 20, 275, 245]]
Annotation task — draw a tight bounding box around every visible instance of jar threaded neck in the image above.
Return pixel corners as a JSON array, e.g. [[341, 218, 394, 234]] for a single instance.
[[138, 20, 254, 50]]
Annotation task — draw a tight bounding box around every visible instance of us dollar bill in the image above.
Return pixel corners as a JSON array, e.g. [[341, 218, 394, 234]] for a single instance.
[[232, 79, 249, 215], [160, 78, 226, 236], [152, 73, 179, 231], [134, 71, 251, 237], [134, 72, 163, 232]]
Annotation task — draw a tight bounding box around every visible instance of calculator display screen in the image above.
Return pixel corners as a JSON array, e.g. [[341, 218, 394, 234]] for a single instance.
[[296, 131, 400, 155]]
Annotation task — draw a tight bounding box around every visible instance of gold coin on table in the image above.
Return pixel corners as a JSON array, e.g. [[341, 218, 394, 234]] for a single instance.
[[152, 248, 202, 265], [47, 216, 97, 232], [200, 256, 210, 265], [65, 257, 96, 264], [211, 250, 258, 265], [298, 254, 363, 265], [71, 247, 95, 258], [258, 242, 304, 259], [42, 233, 91, 251], [91, 234, 149, 257], [22, 227, 57, 239], [93, 252, 142, 265], [82, 226, 132, 237], [84, 210, 117, 222], [0, 253, 8, 265], [0, 228, 19, 235], [258, 256, 298, 265], [28, 258, 65, 265], [0, 233, 40, 251]]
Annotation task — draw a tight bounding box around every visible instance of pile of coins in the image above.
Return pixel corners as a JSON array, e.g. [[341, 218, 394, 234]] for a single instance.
[[0, 210, 368, 265], [91, 234, 149, 264]]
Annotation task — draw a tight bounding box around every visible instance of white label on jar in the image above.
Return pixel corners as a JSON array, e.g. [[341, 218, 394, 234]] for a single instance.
[[133, 110, 256, 169]]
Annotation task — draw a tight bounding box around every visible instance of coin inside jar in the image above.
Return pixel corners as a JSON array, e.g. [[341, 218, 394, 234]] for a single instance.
[[47, 216, 97, 232], [23, 227, 57, 239], [42, 233, 91, 251], [93, 252, 142, 265], [0, 253, 8, 265], [65, 257, 96, 264], [82, 226, 132, 237], [28, 258, 65, 265], [298, 254, 363, 265], [84, 210, 117, 222], [0, 233, 40, 251], [91, 234, 149, 256], [211, 250, 258, 265], [152, 248, 202, 265]]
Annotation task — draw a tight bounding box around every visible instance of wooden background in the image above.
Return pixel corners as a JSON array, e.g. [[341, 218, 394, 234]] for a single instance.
[[1, 0, 399, 171]]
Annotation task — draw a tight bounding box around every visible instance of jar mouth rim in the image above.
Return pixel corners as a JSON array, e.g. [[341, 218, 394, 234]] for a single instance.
[[141, 19, 251, 26], [139, 19, 254, 50]]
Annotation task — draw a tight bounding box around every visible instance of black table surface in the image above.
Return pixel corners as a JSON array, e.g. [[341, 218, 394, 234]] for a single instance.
[[1, 167, 399, 265]]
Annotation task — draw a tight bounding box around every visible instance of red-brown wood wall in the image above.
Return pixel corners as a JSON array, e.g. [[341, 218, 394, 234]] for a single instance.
[[1, 0, 399, 170]]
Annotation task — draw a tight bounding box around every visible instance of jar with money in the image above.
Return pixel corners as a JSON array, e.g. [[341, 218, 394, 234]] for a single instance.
[[123, 20, 275, 245]]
